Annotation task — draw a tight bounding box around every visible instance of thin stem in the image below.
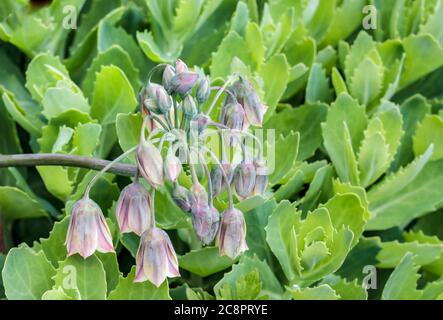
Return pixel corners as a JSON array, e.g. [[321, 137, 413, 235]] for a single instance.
[[150, 189, 156, 228], [173, 98, 179, 128], [210, 86, 236, 101], [84, 146, 137, 197], [205, 76, 237, 116], [202, 127, 263, 160], [198, 153, 213, 207], [0, 154, 137, 176], [146, 64, 168, 84], [199, 146, 234, 210]]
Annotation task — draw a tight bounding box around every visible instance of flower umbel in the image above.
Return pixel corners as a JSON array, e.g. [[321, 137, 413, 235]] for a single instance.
[[65, 197, 114, 259]]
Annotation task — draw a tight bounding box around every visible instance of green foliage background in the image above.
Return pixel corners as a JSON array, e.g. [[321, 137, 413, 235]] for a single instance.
[[1, 0, 443, 300]]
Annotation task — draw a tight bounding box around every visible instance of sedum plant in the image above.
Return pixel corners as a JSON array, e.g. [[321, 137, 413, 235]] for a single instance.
[[1, 0, 443, 301]]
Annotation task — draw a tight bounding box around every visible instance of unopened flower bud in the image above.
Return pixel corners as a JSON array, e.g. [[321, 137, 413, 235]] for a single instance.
[[175, 59, 188, 73], [172, 182, 193, 212], [220, 102, 246, 131], [135, 227, 180, 287], [162, 65, 176, 93], [65, 197, 114, 258], [137, 140, 164, 189], [196, 76, 211, 104], [210, 165, 224, 197], [164, 153, 182, 182], [169, 72, 199, 97], [253, 161, 268, 195], [234, 162, 256, 199], [193, 113, 210, 132], [193, 205, 220, 245], [116, 182, 152, 236], [216, 208, 248, 259], [182, 95, 198, 119], [190, 181, 209, 209]]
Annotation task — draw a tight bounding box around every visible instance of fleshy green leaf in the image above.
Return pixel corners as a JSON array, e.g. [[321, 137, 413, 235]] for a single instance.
[[108, 266, 170, 300], [2, 245, 56, 300], [179, 247, 236, 277]]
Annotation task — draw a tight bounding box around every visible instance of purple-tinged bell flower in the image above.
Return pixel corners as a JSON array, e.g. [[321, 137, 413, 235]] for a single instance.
[[164, 153, 182, 182], [194, 206, 220, 246], [196, 75, 211, 104], [230, 78, 268, 127], [134, 227, 180, 287], [65, 197, 114, 259], [220, 102, 247, 131], [172, 182, 193, 212], [216, 208, 248, 259], [169, 72, 199, 97], [253, 160, 268, 195], [190, 181, 208, 210], [234, 162, 257, 199], [175, 59, 188, 73], [162, 65, 176, 93], [137, 140, 164, 189], [116, 182, 152, 236]]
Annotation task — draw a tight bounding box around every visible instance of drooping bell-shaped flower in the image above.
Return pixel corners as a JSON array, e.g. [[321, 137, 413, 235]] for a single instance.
[[172, 182, 193, 213], [169, 72, 199, 97], [65, 197, 114, 259], [231, 78, 267, 127], [196, 75, 211, 104], [193, 205, 220, 246], [220, 102, 246, 131], [234, 162, 257, 199], [164, 153, 182, 182], [216, 208, 248, 259], [134, 227, 180, 287], [137, 140, 164, 189], [116, 182, 152, 236]]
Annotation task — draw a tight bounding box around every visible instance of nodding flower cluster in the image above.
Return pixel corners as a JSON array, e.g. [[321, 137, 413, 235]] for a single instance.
[[65, 59, 269, 287]]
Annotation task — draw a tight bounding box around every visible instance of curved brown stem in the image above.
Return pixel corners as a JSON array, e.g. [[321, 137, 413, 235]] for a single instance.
[[0, 154, 137, 177]]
